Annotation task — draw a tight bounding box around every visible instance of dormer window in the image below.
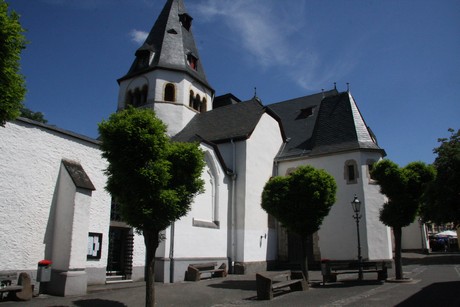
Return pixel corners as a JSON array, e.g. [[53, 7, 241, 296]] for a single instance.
[[296, 106, 316, 120], [179, 13, 193, 31], [148, 52, 155, 65], [137, 55, 149, 69], [187, 53, 198, 70], [135, 49, 154, 69]]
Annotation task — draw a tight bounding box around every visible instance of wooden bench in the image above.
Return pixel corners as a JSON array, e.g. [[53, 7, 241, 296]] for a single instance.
[[185, 262, 227, 281], [321, 260, 388, 285], [0, 272, 33, 301], [256, 270, 306, 300]]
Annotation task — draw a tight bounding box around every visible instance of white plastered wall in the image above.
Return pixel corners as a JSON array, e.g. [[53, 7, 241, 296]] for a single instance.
[[0, 120, 111, 280], [118, 70, 212, 137], [242, 114, 284, 262], [172, 143, 229, 259], [402, 220, 429, 251], [277, 150, 391, 261]]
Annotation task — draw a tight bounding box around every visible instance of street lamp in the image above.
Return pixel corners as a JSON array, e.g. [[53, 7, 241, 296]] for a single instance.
[[351, 195, 363, 280]]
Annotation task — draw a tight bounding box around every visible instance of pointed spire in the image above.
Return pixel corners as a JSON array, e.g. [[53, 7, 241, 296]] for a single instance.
[[118, 0, 212, 89], [347, 92, 375, 145]]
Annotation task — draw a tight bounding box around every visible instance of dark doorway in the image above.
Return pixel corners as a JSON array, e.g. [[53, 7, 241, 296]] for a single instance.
[[287, 232, 320, 269], [107, 226, 133, 280]]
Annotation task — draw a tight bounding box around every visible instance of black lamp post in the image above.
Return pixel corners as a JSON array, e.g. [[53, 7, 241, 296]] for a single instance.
[[351, 195, 363, 280]]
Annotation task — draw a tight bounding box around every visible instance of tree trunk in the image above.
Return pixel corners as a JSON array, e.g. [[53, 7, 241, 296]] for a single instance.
[[300, 235, 310, 289], [144, 230, 160, 307], [393, 227, 403, 280]]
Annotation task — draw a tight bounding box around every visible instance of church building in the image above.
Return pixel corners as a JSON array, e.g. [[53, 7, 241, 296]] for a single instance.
[[0, 0, 394, 296]]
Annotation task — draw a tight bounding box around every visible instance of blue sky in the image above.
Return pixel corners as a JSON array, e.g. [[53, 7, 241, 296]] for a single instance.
[[8, 0, 460, 166]]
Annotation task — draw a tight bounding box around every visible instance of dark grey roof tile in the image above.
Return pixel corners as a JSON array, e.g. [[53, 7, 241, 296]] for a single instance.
[[173, 98, 266, 143]]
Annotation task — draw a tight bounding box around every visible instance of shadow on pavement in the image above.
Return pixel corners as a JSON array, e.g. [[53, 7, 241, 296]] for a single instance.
[[312, 280, 384, 288], [395, 281, 460, 307], [207, 280, 257, 291], [73, 298, 127, 307], [402, 254, 460, 265]]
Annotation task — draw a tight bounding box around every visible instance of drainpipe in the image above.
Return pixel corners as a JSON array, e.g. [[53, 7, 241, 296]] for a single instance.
[[230, 139, 237, 273], [169, 222, 175, 283], [273, 138, 290, 176]]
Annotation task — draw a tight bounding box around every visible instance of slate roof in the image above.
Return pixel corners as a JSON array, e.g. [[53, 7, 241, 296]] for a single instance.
[[173, 98, 283, 144], [269, 90, 385, 160], [118, 0, 212, 90], [62, 159, 96, 190]]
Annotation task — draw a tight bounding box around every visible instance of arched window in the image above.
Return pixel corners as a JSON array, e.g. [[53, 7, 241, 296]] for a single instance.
[[200, 98, 207, 113], [126, 85, 148, 108], [192, 151, 220, 229], [125, 90, 133, 106], [193, 94, 201, 111], [164, 83, 175, 102], [189, 90, 194, 108], [141, 85, 148, 104], [344, 160, 359, 184]]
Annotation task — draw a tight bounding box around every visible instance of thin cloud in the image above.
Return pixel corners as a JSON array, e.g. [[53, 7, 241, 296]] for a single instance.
[[194, 0, 293, 67], [193, 0, 360, 91], [130, 29, 149, 44]]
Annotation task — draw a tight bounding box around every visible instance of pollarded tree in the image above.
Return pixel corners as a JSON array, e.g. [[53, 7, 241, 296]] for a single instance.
[[261, 165, 337, 284], [0, 0, 27, 126], [422, 128, 460, 227], [98, 107, 204, 307], [371, 159, 435, 280]]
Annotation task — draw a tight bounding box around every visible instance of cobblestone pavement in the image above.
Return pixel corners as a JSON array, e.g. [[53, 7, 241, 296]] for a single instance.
[[1, 252, 459, 307]]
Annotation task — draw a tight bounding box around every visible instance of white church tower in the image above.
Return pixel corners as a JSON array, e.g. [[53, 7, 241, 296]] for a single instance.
[[117, 0, 214, 136]]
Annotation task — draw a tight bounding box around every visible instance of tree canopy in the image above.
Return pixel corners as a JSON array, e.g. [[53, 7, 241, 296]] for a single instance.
[[99, 107, 204, 234], [98, 106, 205, 306], [374, 160, 435, 228], [0, 0, 27, 126], [20, 107, 47, 123], [371, 159, 435, 279], [422, 128, 460, 227], [261, 165, 337, 281]]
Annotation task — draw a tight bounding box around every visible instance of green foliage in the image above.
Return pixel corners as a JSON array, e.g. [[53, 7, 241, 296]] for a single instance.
[[20, 107, 47, 123], [371, 159, 435, 228], [372, 158, 435, 280], [98, 106, 205, 233], [422, 128, 460, 226], [261, 165, 337, 237], [0, 0, 27, 126]]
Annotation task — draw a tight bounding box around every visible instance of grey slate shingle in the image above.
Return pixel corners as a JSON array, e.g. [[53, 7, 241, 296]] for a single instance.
[[269, 90, 384, 159], [172, 98, 267, 144], [118, 0, 212, 90]]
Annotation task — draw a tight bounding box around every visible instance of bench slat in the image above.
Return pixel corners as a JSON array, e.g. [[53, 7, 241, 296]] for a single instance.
[[256, 271, 306, 300], [321, 261, 388, 284], [0, 285, 22, 293], [185, 263, 227, 281]]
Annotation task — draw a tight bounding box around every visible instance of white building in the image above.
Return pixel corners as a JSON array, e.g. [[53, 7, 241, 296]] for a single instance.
[[0, 0, 393, 295]]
